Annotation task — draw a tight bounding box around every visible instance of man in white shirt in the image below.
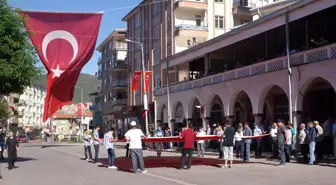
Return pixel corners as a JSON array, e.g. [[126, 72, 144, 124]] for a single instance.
[[124, 121, 147, 173], [83, 129, 92, 161], [92, 126, 100, 163], [196, 128, 206, 157], [270, 122, 278, 158], [104, 128, 117, 169]]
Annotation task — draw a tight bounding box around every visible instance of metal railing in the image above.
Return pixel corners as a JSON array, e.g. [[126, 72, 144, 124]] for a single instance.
[[175, 24, 208, 30], [111, 80, 127, 87], [113, 42, 127, 50], [155, 43, 336, 96]]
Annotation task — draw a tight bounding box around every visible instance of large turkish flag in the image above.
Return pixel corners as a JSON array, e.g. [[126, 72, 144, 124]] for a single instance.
[[21, 11, 102, 122]]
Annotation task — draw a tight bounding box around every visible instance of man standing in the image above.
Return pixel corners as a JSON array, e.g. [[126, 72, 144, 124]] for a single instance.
[[277, 120, 287, 166], [307, 122, 317, 165], [314, 121, 324, 160], [196, 128, 206, 157], [83, 129, 92, 161], [253, 123, 263, 158], [4, 132, 19, 170], [223, 123, 235, 168], [104, 128, 117, 169], [124, 121, 147, 173], [298, 123, 308, 162], [92, 126, 100, 163], [242, 123, 252, 162], [270, 122, 278, 158], [179, 124, 196, 170], [155, 127, 164, 157]]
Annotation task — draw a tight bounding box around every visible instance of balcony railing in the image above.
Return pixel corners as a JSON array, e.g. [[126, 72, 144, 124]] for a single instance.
[[113, 42, 127, 50], [155, 43, 336, 96], [112, 99, 127, 106], [175, 24, 208, 31], [111, 80, 127, 88], [174, 0, 208, 10]]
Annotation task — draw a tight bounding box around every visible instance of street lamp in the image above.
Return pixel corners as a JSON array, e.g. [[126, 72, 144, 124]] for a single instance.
[[125, 39, 149, 135], [75, 86, 84, 138]]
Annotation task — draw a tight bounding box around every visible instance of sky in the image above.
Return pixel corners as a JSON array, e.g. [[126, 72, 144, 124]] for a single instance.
[[9, 0, 142, 75]]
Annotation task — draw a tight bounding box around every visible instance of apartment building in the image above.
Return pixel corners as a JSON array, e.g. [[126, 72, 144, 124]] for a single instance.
[[154, 0, 336, 132], [122, 0, 297, 130], [18, 83, 47, 130], [96, 29, 128, 132]]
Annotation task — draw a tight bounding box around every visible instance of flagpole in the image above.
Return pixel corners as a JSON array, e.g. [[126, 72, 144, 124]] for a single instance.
[[166, 61, 171, 132], [125, 39, 148, 135], [285, 13, 293, 124]]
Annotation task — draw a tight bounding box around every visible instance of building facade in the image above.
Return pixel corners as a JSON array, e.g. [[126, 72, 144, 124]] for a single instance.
[[18, 83, 48, 131], [154, 0, 336, 132], [96, 29, 128, 132], [122, 0, 297, 130]]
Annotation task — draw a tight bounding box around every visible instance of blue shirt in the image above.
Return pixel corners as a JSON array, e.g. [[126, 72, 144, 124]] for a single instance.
[[243, 127, 252, 143], [93, 129, 100, 145], [155, 130, 164, 137], [332, 123, 336, 135], [308, 127, 317, 143], [290, 127, 296, 135]]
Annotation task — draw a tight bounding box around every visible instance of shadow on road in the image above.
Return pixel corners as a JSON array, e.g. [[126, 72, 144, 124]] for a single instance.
[[0, 157, 37, 164], [23, 144, 78, 149]]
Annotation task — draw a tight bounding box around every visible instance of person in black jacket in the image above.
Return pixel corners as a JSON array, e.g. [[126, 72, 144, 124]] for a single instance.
[[223, 123, 235, 168], [4, 132, 19, 170]]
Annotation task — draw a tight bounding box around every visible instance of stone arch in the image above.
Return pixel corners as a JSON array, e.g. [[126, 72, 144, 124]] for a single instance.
[[257, 85, 289, 114], [297, 77, 336, 122], [172, 101, 185, 123], [228, 90, 254, 123], [187, 96, 202, 119], [209, 94, 224, 123], [296, 76, 336, 112], [258, 85, 289, 122]]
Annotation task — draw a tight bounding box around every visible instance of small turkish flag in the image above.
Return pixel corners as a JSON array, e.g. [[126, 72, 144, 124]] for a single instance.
[[142, 71, 152, 93], [132, 71, 142, 91], [21, 11, 102, 122]]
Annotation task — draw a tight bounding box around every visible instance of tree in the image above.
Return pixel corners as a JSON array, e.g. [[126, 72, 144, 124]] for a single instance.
[[0, 97, 9, 120], [0, 0, 42, 95]]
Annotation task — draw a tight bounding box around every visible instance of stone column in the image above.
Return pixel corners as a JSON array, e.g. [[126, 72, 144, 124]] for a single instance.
[[170, 119, 175, 133], [292, 111, 302, 130], [204, 117, 211, 129], [202, 104, 211, 129], [187, 118, 192, 128], [253, 114, 263, 125], [225, 115, 234, 125], [204, 54, 209, 76]]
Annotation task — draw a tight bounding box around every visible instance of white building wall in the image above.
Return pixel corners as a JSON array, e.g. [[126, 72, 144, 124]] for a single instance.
[[19, 84, 47, 129]]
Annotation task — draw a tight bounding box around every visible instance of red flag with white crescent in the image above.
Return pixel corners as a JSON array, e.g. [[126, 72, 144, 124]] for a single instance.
[[142, 71, 152, 93], [132, 71, 142, 91], [20, 11, 102, 122]]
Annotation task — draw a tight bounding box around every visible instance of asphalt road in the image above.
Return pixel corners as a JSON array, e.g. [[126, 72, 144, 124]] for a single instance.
[[0, 143, 335, 185]]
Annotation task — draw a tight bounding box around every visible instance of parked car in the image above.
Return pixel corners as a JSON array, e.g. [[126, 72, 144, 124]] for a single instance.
[[17, 135, 28, 143]]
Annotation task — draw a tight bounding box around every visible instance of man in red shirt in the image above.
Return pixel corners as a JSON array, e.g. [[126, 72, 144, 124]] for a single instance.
[[179, 124, 196, 170]]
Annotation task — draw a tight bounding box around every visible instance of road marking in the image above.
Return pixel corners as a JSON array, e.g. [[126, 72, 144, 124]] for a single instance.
[[50, 147, 199, 185]]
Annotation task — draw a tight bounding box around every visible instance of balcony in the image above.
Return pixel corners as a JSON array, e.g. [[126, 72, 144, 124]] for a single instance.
[[113, 42, 127, 51], [232, 1, 252, 15], [111, 61, 127, 71], [175, 24, 208, 37], [111, 99, 127, 106], [155, 43, 336, 96], [174, 0, 207, 11], [111, 80, 127, 89]]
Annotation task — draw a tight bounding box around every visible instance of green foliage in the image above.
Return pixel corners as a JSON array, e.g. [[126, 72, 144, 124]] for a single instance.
[[0, 98, 9, 120], [0, 0, 42, 95]]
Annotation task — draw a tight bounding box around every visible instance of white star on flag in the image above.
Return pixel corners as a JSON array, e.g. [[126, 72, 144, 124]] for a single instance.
[[51, 64, 64, 78]]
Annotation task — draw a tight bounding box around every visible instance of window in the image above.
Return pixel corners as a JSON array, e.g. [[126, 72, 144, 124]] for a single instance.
[[153, 25, 160, 40], [215, 0, 224, 2], [167, 43, 171, 56], [153, 48, 160, 65], [153, 0, 160, 16], [215, 15, 224, 29], [195, 15, 202, 26], [109, 41, 112, 50], [135, 14, 141, 28]]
